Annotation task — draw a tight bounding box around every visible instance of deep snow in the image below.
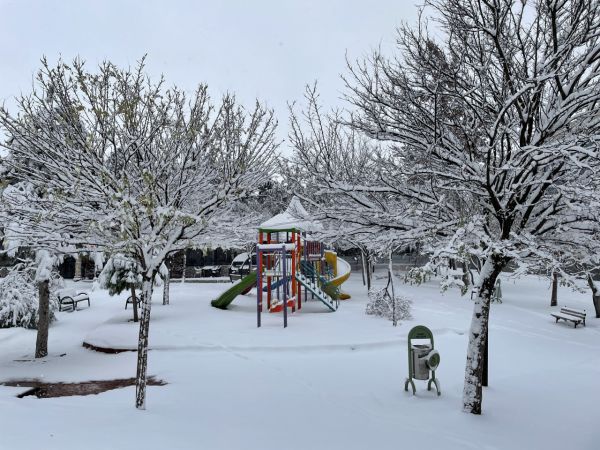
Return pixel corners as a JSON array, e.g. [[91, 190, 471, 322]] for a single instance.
[[0, 272, 599, 450]]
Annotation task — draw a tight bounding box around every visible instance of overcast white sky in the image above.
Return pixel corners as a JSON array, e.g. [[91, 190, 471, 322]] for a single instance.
[[0, 0, 419, 150]]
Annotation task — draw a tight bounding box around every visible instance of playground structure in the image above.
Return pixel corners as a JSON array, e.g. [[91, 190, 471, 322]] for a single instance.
[[256, 198, 352, 327], [211, 198, 352, 327]]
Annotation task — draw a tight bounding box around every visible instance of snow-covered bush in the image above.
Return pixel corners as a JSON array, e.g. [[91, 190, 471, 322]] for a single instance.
[[98, 254, 146, 322], [405, 266, 433, 285], [97, 254, 167, 293], [366, 285, 412, 323], [97, 254, 142, 296], [439, 274, 467, 295], [0, 266, 61, 329]]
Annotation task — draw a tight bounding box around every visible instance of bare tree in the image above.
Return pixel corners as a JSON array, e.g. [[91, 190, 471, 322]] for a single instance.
[[0, 57, 277, 409], [291, 0, 600, 415], [288, 86, 451, 275], [344, 0, 600, 414]]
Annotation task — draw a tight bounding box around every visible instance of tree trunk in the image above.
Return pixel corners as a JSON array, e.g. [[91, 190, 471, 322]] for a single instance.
[[462, 257, 503, 415], [461, 261, 471, 291], [365, 253, 372, 290], [135, 277, 154, 410], [131, 286, 139, 323], [35, 279, 50, 358], [550, 271, 558, 307], [74, 255, 82, 280], [482, 333, 488, 387], [388, 252, 397, 327], [181, 252, 186, 283], [586, 275, 600, 318], [360, 250, 367, 287], [163, 270, 170, 306]]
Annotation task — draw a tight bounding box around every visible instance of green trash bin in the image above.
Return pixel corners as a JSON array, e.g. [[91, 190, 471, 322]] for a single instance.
[[404, 325, 441, 396]]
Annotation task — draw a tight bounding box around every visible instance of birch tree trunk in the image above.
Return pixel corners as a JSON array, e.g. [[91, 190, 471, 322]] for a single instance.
[[131, 286, 139, 323], [550, 272, 558, 307], [163, 270, 170, 306], [586, 275, 600, 318], [135, 277, 154, 409], [462, 257, 503, 415], [35, 279, 50, 358]]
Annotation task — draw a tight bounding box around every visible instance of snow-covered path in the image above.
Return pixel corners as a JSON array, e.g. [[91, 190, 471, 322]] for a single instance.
[[0, 275, 598, 450]]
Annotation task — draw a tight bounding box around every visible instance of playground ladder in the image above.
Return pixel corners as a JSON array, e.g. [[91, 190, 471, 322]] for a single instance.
[[300, 260, 326, 283], [299, 260, 341, 299], [295, 273, 339, 312]]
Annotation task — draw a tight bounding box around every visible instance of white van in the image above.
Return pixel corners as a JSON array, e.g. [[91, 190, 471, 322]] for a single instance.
[[228, 252, 256, 282]]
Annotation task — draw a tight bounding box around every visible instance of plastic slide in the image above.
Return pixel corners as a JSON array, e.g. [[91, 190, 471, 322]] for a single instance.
[[211, 272, 256, 310], [324, 251, 352, 299], [262, 277, 290, 292]]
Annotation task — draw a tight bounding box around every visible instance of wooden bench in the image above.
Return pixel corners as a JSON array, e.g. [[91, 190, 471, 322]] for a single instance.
[[470, 279, 502, 303], [58, 292, 90, 312], [551, 307, 586, 328]]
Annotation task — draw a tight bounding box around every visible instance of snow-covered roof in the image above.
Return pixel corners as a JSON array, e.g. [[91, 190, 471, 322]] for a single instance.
[[258, 197, 321, 232]]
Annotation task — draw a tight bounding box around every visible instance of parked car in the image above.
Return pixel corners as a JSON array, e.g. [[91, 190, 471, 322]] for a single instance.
[[202, 265, 223, 277], [229, 252, 256, 282]]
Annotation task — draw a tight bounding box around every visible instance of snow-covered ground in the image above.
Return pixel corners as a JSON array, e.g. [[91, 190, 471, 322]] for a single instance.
[[1, 273, 599, 450]]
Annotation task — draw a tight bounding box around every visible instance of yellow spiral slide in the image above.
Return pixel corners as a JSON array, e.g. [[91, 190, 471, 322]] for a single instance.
[[324, 251, 351, 300]]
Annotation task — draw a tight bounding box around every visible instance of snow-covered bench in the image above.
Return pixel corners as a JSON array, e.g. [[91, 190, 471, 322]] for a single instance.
[[551, 307, 586, 328], [470, 279, 502, 303], [57, 291, 90, 312], [125, 295, 138, 309]]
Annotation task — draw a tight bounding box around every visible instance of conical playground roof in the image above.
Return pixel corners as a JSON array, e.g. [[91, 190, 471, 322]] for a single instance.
[[258, 196, 321, 233]]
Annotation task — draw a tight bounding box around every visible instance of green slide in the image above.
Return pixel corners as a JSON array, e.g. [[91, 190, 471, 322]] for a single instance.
[[211, 272, 256, 310]]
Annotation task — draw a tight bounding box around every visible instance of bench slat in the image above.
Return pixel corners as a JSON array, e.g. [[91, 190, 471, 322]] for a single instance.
[[561, 308, 586, 317], [551, 312, 582, 323]]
